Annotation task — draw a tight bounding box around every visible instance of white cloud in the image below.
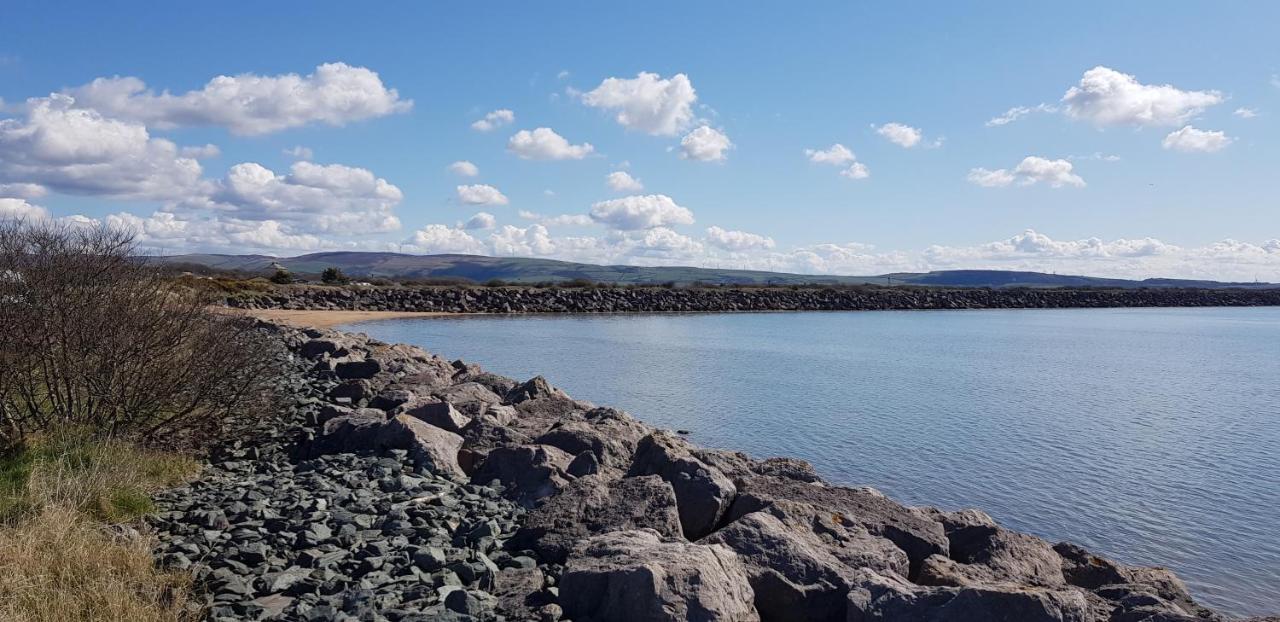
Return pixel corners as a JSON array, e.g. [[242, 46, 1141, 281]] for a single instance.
[[406, 224, 486, 254], [490, 224, 556, 256], [606, 170, 643, 192], [463, 211, 496, 230], [805, 144, 856, 166], [806, 143, 869, 179], [967, 156, 1084, 188], [1062, 66, 1223, 127], [679, 125, 732, 162], [1162, 126, 1233, 153], [875, 122, 922, 148], [0, 197, 49, 220], [581, 72, 697, 136], [840, 162, 871, 180], [0, 94, 208, 200], [985, 103, 1057, 127], [1234, 107, 1259, 119], [0, 182, 48, 199], [203, 161, 403, 235], [519, 210, 593, 227], [507, 127, 594, 160], [66, 62, 411, 135], [705, 226, 775, 251], [456, 184, 509, 206], [557, 70, 570, 80], [283, 146, 313, 160], [589, 194, 694, 230], [471, 109, 514, 132], [181, 143, 220, 159], [448, 160, 479, 177]]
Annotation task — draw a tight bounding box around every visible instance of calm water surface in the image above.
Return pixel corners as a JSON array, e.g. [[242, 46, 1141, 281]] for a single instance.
[[345, 307, 1280, 616]]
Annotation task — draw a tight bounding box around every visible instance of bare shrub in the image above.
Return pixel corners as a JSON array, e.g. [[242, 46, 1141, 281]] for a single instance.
[[0, 219, 284, 450]]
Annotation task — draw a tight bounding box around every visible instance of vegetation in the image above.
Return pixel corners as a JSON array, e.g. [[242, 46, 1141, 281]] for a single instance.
[[320, 267, 349, 285], [0, 219, 285, 451], [269, 268, 293, 284], [0, 219, 290, 620], [0, 435, 199, 621]]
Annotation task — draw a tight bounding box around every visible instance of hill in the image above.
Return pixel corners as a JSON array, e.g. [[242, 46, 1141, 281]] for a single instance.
[[156, 251, 1276, 289]]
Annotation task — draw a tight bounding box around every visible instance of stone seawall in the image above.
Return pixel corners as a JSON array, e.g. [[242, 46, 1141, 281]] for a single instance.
[[149, 322, 1279, 621], [226, 285, 1280, 314]]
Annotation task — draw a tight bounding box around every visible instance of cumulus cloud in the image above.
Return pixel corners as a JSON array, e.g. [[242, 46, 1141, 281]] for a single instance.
[[581, 72, 697, 135], [1161, 126, 1233, 153], [406, 224, 486, 254], [463, 212, 496, 230], [705, 226, 775, 251], [1234, 107, 1259, 119], [0, 182, 48, 199], [606, 170, 643, 192], [875, 122, 923, 148], [456, 184, 509, 206], [507, 127, 594, 160], [805, 143, 869, 179], [967, 156, 1084, 188], [490, 224, 556, 256], [448, 160, 479, 177], [471, 109, 514, 132], [679, 126, 732, 162], [66, 62, 411, 135], [589, 194, 695, 230], [805, 144, 856, 165], [0, 197, 49, 220], [202, 161, 403, 235], [1062, 66, 1223, 127], [283, 146, 313, 160], [181, 144, 221, 159], [0, 94, 208, 200]]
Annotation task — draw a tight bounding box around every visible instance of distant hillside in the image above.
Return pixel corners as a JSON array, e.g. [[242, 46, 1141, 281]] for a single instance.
[[156, 251, 1276, 289]]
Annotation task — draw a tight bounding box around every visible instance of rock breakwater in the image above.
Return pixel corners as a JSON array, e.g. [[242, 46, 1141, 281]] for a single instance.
[[149, 322, 1279, 621], [225, 284, 1280, 314]]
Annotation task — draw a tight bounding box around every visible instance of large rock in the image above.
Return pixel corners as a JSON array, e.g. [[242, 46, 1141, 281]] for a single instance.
[[916, 508, 1064, 587], [845, 570, 1090, 622], [470, 444, 573, 508], [694, 449, 823, 484], [373, 414, 465, 480], [403, 400, 471, 434], [728, 476, 947, 580], [335, 358, 382, 380], [505, 375, 569, 404], [1054, 542, 1215, 618], [704, 503, 908, 622], [560, 529, 759, 622], [511, 474, 684, 563], [310, 410, 385, 455], [627, 431, 737, 540], [535, 407, 651, 474], [434, 381, 504, 407]]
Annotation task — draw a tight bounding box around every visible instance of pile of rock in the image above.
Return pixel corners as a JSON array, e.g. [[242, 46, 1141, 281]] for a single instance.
[[225, 284, 1280, 315], [150, 323, 1276, 621]]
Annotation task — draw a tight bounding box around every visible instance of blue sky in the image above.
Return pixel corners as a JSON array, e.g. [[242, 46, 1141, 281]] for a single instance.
[[2, 2, 1278, 279]]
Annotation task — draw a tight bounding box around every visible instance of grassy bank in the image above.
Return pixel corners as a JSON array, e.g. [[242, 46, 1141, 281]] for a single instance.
[[0, 437, 201, 622]]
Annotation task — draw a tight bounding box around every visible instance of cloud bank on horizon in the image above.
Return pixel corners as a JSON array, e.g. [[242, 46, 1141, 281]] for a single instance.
[[0, 4, 1276, 282]]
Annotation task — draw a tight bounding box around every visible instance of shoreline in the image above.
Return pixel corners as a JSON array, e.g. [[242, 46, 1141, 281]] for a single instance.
[[227, 308, 454, 328], [148, 320, 1276, 621]]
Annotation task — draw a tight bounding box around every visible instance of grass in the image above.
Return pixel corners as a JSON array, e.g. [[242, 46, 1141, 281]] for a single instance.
[[0, 436, 201, 621]]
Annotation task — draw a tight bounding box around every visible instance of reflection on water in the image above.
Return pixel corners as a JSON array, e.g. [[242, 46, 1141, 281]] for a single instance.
[[346, 307, 1280, 616]]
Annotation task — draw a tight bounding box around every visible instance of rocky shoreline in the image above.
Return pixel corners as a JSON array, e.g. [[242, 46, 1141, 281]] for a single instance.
[[149, 321, 1278, 621], [223, 284, 1280, 315]]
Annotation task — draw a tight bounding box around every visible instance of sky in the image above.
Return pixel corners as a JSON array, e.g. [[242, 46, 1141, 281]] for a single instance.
[[1, 2, 1278, 280]]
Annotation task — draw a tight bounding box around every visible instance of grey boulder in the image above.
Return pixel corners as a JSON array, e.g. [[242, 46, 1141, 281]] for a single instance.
[[560, 529, 759, 622], [627, 431, 736, 540]]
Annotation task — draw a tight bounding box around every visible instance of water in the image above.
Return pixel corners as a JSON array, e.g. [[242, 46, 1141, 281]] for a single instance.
[[344, 307, 1280, 616]]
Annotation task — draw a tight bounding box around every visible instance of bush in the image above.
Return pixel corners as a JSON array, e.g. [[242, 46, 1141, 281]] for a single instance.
[[320, 267, 348, 285], [0, 220, 285, 450], [269, 269, 292, 284], [484, 279, 508, 287]]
